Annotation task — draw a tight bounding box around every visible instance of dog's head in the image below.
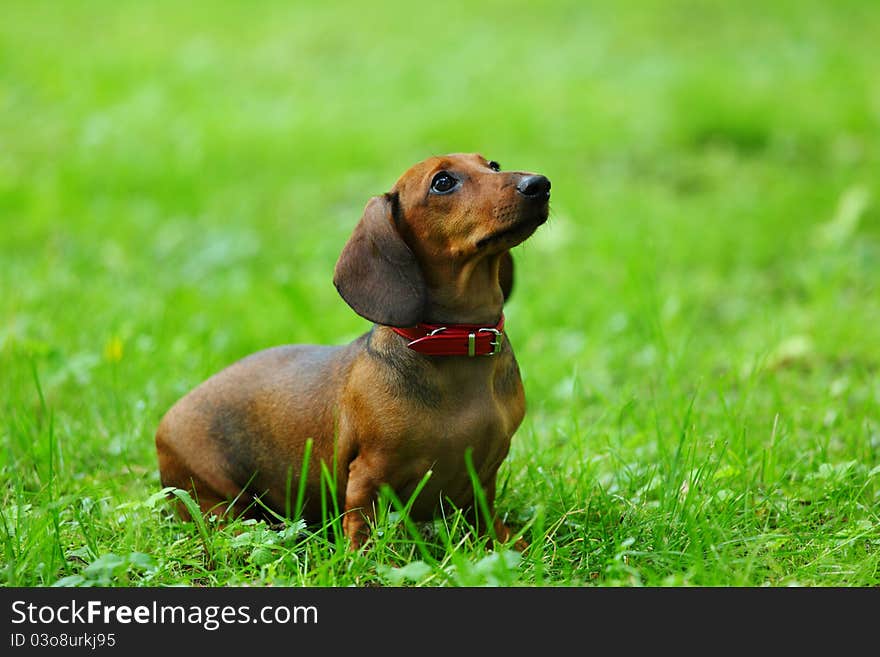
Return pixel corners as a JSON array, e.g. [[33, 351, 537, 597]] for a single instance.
[[334, 153, 550, 327]]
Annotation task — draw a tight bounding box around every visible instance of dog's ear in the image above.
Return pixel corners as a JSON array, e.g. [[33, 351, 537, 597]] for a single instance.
[[499, 251, 514, 302], [333, 194, 427, 327]]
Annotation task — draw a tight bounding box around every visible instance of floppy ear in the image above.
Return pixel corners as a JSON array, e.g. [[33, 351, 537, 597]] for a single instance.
[[333, 194, 427, 327], [499, 251, 514, 302]]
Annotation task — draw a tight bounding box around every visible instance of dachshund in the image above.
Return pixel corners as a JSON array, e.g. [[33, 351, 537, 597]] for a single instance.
[[155, 153, 550, 548]]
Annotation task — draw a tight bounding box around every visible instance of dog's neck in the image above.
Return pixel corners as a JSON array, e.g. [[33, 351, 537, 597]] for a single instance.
[[421, 253, 504, 325]]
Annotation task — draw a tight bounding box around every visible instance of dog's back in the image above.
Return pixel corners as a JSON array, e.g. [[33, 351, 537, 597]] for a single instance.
[[156, 340, 363, 520]]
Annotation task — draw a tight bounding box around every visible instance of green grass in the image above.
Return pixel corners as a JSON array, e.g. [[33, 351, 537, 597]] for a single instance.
[[2, 0, 879, 587]]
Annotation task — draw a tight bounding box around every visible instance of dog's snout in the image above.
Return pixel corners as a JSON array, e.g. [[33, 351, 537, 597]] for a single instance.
[[516, 174, 551, 199]]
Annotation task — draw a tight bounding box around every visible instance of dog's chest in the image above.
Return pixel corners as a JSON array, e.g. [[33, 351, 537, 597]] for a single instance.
[[398, 360, 524, 491], [350, 344, 525, 504], [389, 391, 520, 516], [407, 351, 522, 434], [426, 382, 516, 444]]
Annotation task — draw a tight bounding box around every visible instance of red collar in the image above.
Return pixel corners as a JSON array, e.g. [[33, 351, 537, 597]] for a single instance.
[[390, 314, 505, 357]]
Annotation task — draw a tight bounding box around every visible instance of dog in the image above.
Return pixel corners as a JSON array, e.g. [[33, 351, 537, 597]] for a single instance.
[[155, 153, 550, 549]]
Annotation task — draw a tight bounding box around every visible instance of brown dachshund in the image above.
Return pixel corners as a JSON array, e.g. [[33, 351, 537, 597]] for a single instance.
[[155, 153, 550, 548]]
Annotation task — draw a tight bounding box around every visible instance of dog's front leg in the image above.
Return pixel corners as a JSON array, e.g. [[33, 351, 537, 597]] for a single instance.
[[342, 453, 384, 549], [471, 475, 529, 552]]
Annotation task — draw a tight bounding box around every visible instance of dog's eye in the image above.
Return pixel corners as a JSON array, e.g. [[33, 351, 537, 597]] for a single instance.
[[430, 172, 458, 194], [488, 160, 501, 172]]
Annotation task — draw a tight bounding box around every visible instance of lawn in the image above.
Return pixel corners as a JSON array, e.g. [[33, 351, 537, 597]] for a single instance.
[[1, 0, 878, 586]]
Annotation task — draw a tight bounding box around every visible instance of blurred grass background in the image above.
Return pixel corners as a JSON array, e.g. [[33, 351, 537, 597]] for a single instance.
[[1, 0, 878, 585]]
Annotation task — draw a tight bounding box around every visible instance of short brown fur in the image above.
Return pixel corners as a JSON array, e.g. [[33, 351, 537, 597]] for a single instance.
[[155, 153, 550, 548]]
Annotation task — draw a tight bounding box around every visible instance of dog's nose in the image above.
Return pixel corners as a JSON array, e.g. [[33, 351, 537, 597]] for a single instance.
[[516, 174, 551, 198]]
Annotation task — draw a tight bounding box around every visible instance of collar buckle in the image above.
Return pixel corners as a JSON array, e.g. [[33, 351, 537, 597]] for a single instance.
[[477, 327, 503, 356]]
